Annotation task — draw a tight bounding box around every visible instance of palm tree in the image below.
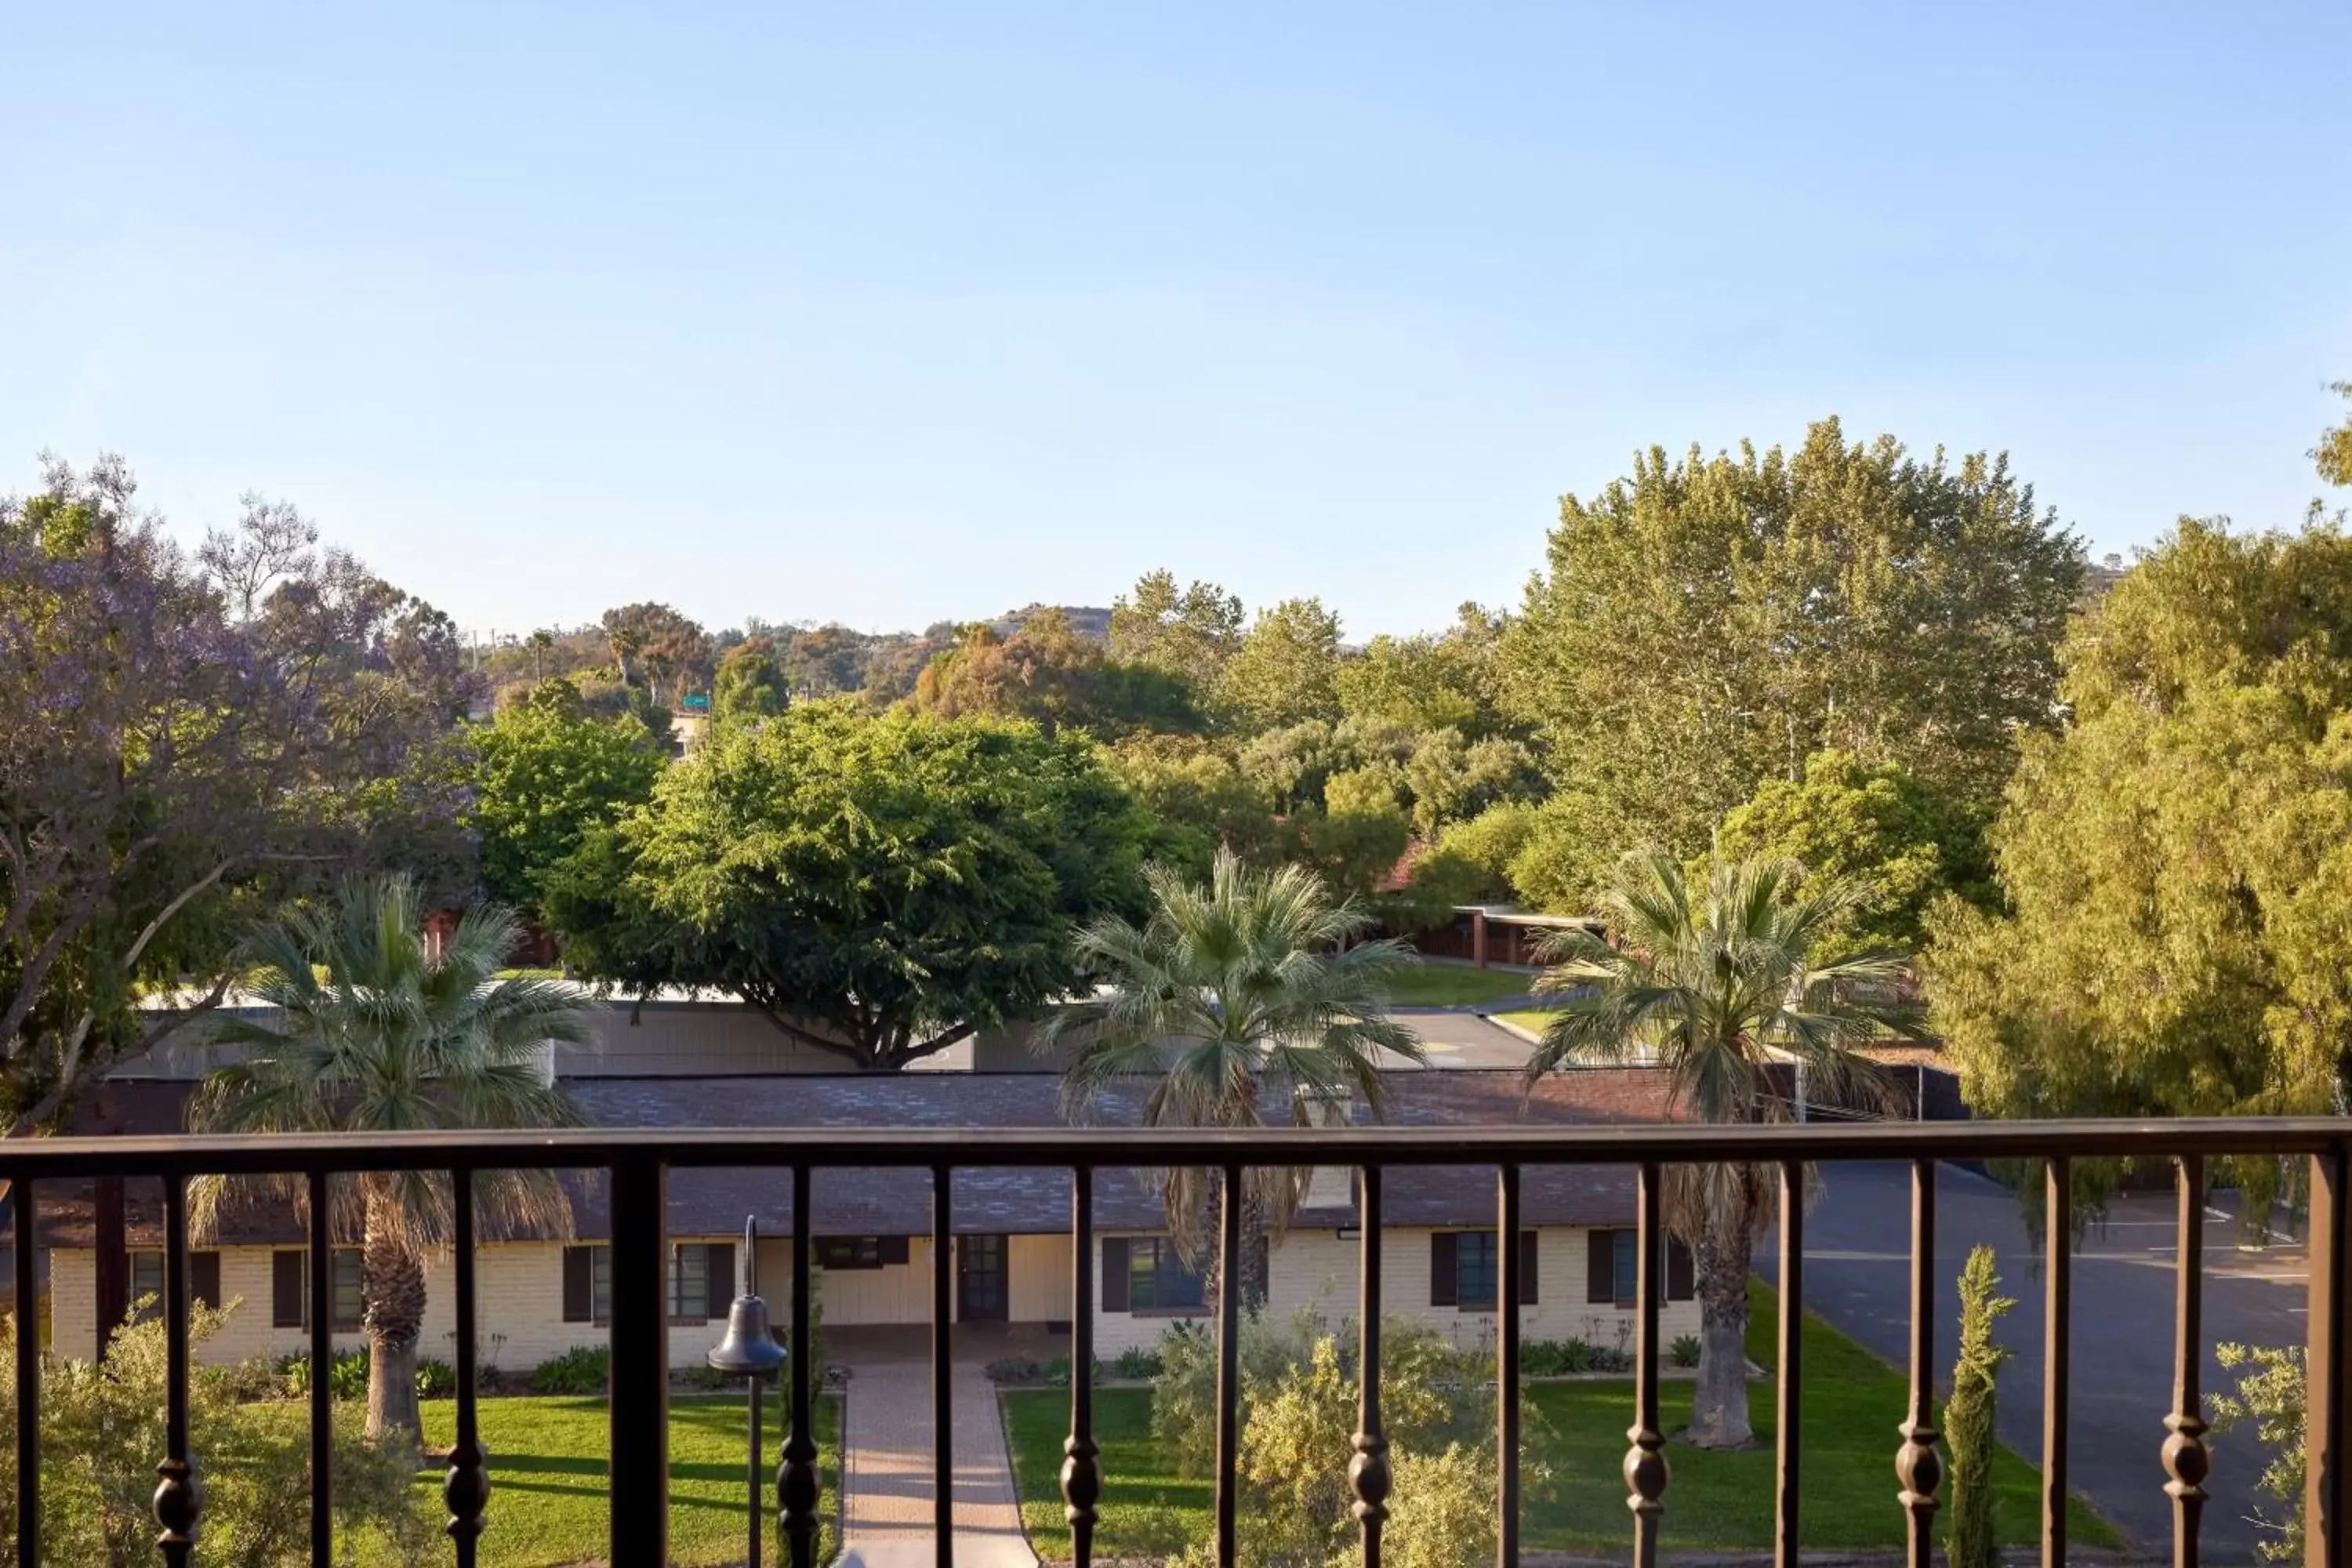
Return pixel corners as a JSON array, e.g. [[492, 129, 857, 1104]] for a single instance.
[[187, 876, 596, 1442], [1525, 852, 1920, 1449], [1039, 848, 1426, 1297]]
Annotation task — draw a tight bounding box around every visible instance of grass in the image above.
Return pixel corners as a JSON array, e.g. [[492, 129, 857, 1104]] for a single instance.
[[1382, 966, 1539, 1007], [1000, 1285, 2116, 1558], [1491, 1008, 1561, 1036], [413, 1392, 842, 1567]]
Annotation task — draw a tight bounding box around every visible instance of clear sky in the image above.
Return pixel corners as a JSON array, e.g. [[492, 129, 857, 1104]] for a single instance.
[[5, 2, 2348, 641]]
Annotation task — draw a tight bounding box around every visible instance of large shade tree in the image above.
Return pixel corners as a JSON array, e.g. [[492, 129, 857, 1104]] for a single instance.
[[1499, 419, 2083, 906], [187, 877, 593, 1440], [550, 702, 1150, 1069], [466, 681, 668, 917], [1040, 848, 1425, 1292], [1526, 854, 1917, 1448], [0, 455, 478, 1134]]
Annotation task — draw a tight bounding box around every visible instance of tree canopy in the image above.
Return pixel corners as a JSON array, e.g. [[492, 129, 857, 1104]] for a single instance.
[[466, 684, 668, 916], [1499, 419, 2083, 905], [711, 636, 792, 724], [549, 702, 1151, 1069], [1218, 597, 1344, 731], [909, 611, 1200, 737], [1109, 570, 1244, 696], [1926, 517, 2352, 1133]]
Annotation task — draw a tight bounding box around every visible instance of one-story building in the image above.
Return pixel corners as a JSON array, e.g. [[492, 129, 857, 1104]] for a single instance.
[[37, 1069, 1702, 1370]]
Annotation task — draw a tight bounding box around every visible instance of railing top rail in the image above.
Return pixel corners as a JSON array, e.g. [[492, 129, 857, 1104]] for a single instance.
[[0, 1116, 2345, 1178]]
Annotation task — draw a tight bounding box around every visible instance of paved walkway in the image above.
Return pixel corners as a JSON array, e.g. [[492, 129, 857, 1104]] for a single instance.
[[836, 1339, 1040, 1568]]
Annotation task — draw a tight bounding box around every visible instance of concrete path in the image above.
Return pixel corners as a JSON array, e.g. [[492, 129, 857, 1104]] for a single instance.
[[836, 1356, 1039, 1568], [1768, 1160, 2310, 1563], [1388, 1010, 1539, 1070]]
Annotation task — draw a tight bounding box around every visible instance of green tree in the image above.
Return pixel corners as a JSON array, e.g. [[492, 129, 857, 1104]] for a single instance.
[[187, 877, 594, 1441], [1040, 850, 1424, 1287], [554, 702, 1149, 1069], [1220, 597, 1344, 732], [1499, 420, 2083, 904], [466, 686, 667, 915], [2212, 1343, 2307, 1562], [1335, 604, 1512, 739], [1926, 519, 2352, 1162], [599, 601, 711, 704], [2318, 380, 2352, 488], [1302, 767, 1413, 902], [1105, 737, 1283, 878], [1525, 854, 1916, 1446], [712, 636, 792, 723], [1714, 750, 1994, 953], [911, 612, 1199, 736], [1945, 1245, 2015, 1568], [1109, 570, 1245, 695]]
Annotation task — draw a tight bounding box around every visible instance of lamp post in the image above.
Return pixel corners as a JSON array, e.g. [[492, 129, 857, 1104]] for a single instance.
[[708, 1217, 787, 1566]]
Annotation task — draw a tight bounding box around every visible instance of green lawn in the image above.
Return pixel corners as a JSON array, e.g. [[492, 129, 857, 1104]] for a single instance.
[[1001, 1287, 2114, 1559], [415, 1392, 842, 1567], [1383, 967, 1539, 1007], [1490, 1008, 1560, 1035]]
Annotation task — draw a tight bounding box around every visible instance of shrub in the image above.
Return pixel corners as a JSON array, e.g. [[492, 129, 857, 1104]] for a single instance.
[[1669, 1335, 1702, 1369], [1110, 1346, 1163, 1381], [0, 1306, 430, 1567], [1044, 1354, 1073, 1387], [532, 1345, 612, 1396], [414, 1357, 458, 1399], [1519, 1338, 1595, 1377], [2212, 1343, 2307, 1563], [278, 1347, 371, 1401], [1945, 1245, 2014, 1568], [984, 1356, 1047, 1385]]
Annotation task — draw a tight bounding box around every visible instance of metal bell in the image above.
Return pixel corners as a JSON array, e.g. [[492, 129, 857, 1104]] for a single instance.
[[706, 1217, 786, 1379]]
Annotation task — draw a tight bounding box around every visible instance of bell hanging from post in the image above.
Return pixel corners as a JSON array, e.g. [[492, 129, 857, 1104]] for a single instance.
[[706, 1216, 786, 1380]]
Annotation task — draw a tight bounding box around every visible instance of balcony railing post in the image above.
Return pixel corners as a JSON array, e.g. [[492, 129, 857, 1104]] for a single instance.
[[154, 1174, 201, 1566], [1350, 1164, 1389, 1568], [2045, 1156, 2072, 1568], [1624, 1160, 1668, 1568], [608, 1155, 670, 1566], [1896, 1158, 1942, 1568], [309, 1170, 333, 1567], [1216, 1162, 1244, 1568], [782, 1162, 821, 1568], [446, 1169, 489, 1566], [2308, 1140, 2351, 1568], [934, 1164, 955, 1567], [1497, 1163, 1523, 1568], [13, 1178, 38, 1568], [1775, 1158, 1802, 1568], [1064, 1167, 1102, 1568], [2163, 1154, 2209, 1568]]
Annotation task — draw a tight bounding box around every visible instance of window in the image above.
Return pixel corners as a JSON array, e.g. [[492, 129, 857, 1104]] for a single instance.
[[1100, 1237, 1205, 1313], [1613, 1229, 1637, 1306], [669, 1243, 710, 1323], [1429, 1232, 1537, 1308], [129, 1250, 220, 1320], [1585, 1230, 1696, 1307], [269, 1249, 363, 1330], [1455, 1232, 1499, 1308], [562, 1244, 613, 1324]]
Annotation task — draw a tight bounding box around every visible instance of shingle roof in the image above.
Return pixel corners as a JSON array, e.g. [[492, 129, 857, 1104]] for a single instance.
[[31, 1069, 1676, 1247]]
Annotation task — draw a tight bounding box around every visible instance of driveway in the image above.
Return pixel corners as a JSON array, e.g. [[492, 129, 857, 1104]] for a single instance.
[[1767, 1160, 2308, 1561], [1390, 1010, 1539, 1070]]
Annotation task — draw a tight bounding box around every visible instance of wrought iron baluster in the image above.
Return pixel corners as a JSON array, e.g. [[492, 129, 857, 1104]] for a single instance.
[[447, 1170, 489, 1565], [782, 1162, 821, 1568], [2162, 1154, 2209, 1568], [2307, 1140, 2350, 1568], [1896, 1158, 1942, 1568], [1497, 1163, 1522, 1568], [1624, 1160, 1668, 1568], [934, 1164, 955, 1567], [2045, 1157, 2072, 1568], [1776, 1158, 1802, 1568], [1216, 1162, 1243, 1568], [1063, 1167, 1102, 1568], [309, 1170, 333, 1567], [608, 1156, 670, 1565], [1351, 1165, 1389, 1568], [155, 1174, 201, 1566], [13, 1178, 37, 1568]]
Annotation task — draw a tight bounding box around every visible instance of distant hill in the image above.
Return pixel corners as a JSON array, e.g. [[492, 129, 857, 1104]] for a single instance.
[[990, 604, 1112, 642]]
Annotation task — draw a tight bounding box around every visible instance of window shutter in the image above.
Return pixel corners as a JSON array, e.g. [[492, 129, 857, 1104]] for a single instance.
[[1518, 1231, 1539, 1305], [191, 1251, 221, 1312], [562, 1246, 593, 1323], [1430, 1232, 1457, 1307], [880, 1235, 911, 1266], [1100, 1238, 1131, 1312], [705, 1243, 735, 1319], [272, 1251, 305, 1327], [1585, 1229, 1614, 1304], [1667, 1238, 1696, 1301]]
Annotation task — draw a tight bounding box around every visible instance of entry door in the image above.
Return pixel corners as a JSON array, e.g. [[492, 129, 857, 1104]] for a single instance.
[[957, 1234, 1009, 1322]]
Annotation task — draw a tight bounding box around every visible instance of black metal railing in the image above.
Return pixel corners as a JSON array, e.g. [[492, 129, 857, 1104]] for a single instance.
[[2, 1117, 2350, 1568]]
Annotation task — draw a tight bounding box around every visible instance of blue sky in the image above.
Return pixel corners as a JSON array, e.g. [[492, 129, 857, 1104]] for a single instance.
[[5, 2, 2348, 640]]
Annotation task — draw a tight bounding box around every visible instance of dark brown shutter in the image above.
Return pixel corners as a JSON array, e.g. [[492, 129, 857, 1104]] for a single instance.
[[562, 1245, 593, 1323], [1667, 1238, 1696, 1301], [1430, 1232, 1457, 1306], [705, 1243, 735, 1319], [1518, 1231, 1539, 1305], [191, 1251, 220, 1312], [272, 1251, 305, 1327], [1586, 1229, 1615, 1304], [880, 1235, 911, 1266], [1100, 1237, 1131, 1311]]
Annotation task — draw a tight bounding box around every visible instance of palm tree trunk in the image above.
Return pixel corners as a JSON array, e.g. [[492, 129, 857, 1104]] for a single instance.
[[1682, 1204, 1757, 1449], [361, 1197, 426, 1442]]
